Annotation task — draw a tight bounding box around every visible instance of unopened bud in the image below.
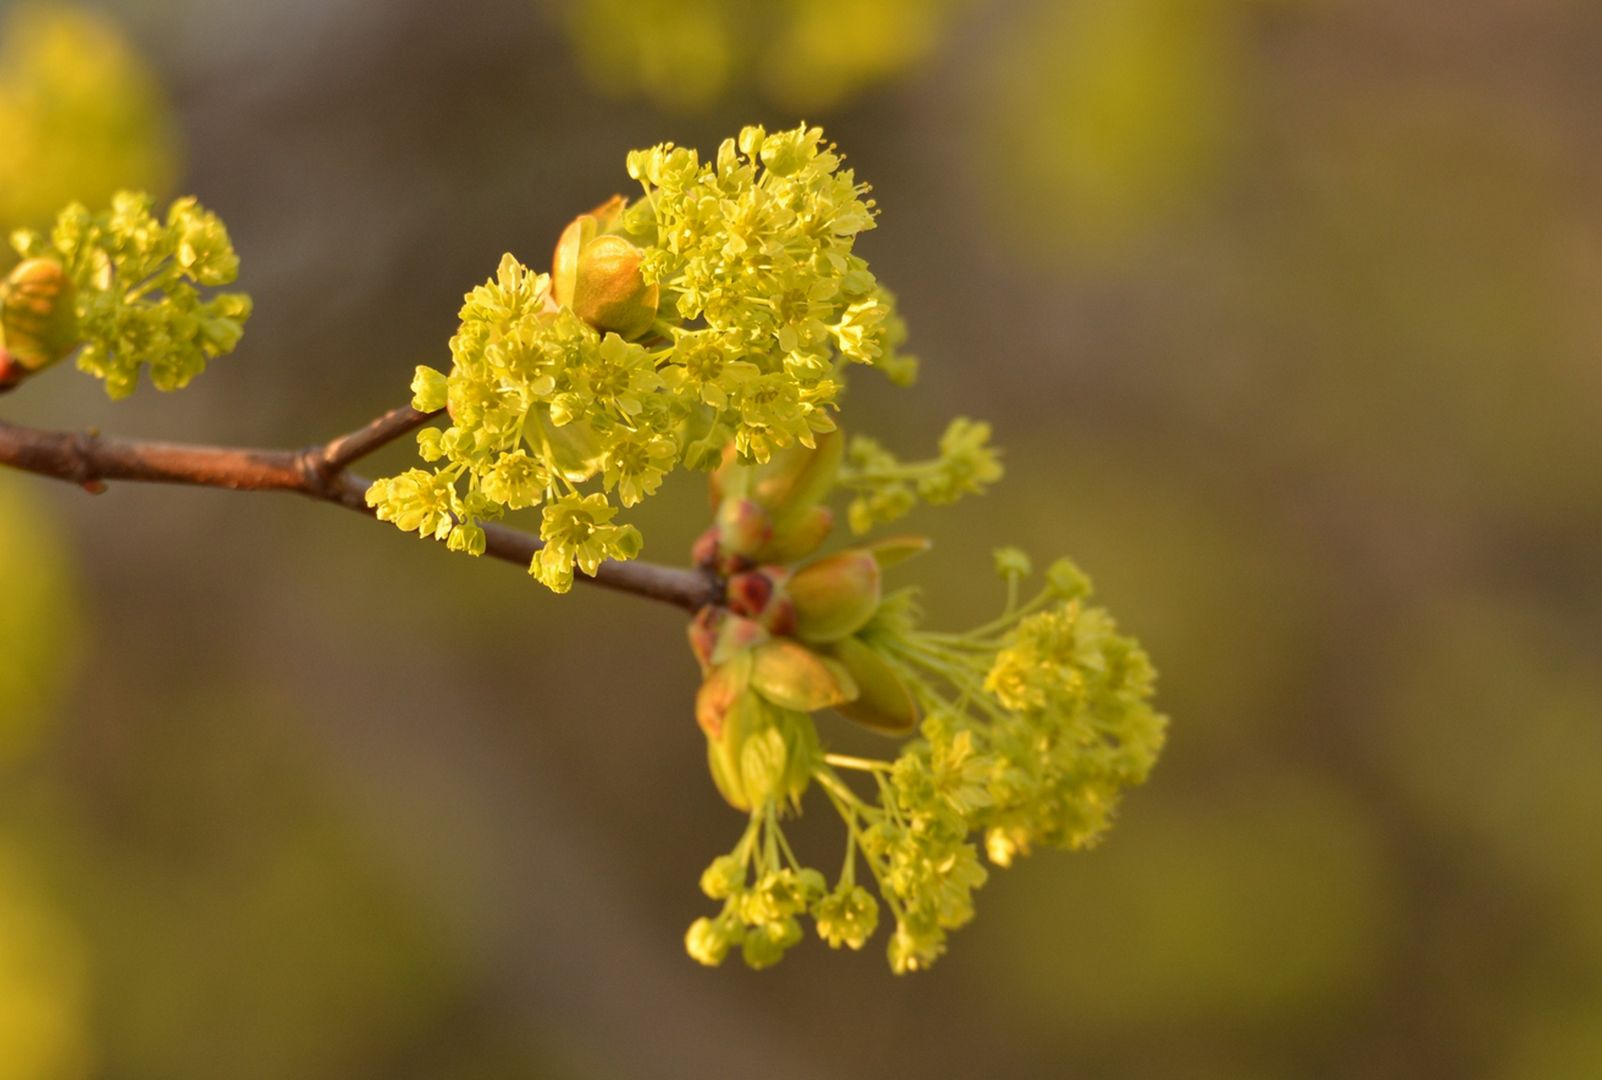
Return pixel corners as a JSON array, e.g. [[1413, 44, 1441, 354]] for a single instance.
[[701, 670, 820, 811], [715, 497, 773, 562], [552, 199, 660, 340], [1, 258, 79, 371], [788, 549, 881, 644], [749, 639, 857, 713], [752, 504, 834, 565]]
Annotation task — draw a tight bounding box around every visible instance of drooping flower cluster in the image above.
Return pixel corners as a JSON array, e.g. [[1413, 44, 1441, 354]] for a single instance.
[[683, 433, 1166, 974], [6, 192, 250, 397], [369, 124, 920, 591]]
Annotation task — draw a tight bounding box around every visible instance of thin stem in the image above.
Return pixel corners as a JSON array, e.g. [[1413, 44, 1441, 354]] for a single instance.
[[0, 407, 721, 612], [318, 405, 442, 473], [824, 753, 892, 773]]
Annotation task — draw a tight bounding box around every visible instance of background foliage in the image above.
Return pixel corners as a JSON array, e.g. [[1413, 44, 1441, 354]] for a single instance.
[[2, 0, 1600, 1076]]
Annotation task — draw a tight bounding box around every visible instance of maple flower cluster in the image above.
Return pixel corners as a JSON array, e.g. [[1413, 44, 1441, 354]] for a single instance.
[[1, 123, 1166, 977], [368, 124, 931, 591], [682, 434, 1166, 974], [4, 192, 250, 397]]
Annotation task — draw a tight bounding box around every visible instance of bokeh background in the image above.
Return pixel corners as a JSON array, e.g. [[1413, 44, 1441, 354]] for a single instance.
[[2, 0, 1601, 1076]]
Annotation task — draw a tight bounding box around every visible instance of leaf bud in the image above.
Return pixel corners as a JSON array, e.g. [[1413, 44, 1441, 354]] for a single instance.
[[751, 503, 835, 566], [788, 549, 881, 644], [749, 639, 857, 713], [714, 497, 773, 562], [687, 607, 769, 674], [701, 677, 821, 811]]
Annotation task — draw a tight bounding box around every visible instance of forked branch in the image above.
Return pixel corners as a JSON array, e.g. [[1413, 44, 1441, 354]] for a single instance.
[[0, 405, 720, 611]]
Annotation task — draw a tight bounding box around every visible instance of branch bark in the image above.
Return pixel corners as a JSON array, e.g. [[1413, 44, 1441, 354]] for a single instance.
[[0, 406, 721, 612]]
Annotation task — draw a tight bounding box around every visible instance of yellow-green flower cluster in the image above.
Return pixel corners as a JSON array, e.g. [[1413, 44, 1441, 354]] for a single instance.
[[839, 417, 1004, 533], [371, 125, 917, 591], [977, 598, 1166, 863], [683, 435, 1165, 974], [9, 192, 250, 397], [627, 123, 914, 459], [0, 4, 177, 232]]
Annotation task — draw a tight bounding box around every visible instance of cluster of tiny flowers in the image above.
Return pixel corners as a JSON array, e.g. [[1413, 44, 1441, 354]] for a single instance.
[[838, 417, 1004, 534], [369, 124, 918, 592], [685, 807, 880, 970], [684, 430, 1165, 974], [8, 192, 249, 397]]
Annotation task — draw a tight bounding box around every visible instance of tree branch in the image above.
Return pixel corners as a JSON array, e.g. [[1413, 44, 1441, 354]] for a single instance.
[[0, 407, 721, 612]]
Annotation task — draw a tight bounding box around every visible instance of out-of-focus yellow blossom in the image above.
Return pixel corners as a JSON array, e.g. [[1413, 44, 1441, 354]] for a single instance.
[[560, 0, 969, 113], [0, 838, 91, 1080], [0, 4, 177, 233]]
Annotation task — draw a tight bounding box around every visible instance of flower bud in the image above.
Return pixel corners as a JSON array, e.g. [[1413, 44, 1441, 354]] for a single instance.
[[741, 918, 800, 970], [788, 549, 881, 644], [552, 198, 659, 340], [699, 855, 745, 900], [685, 916, 737, 967], [826, 636, 919, 735], [1, 258, 79, 371]]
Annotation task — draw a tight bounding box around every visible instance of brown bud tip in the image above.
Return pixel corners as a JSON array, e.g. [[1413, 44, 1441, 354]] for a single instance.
[[726, 569, 774, 618], [0, 349, 25, 391]]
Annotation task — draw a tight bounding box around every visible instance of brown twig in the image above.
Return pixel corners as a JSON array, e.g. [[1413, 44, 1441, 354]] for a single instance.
[[0, 406, 721, 612]]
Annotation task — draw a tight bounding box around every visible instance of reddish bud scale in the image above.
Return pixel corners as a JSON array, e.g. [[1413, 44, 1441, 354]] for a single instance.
[[0, 349, 25, 390], [725, 567, 797, 636], [726, 569, 773, 618], [687, 606, 721, 672]]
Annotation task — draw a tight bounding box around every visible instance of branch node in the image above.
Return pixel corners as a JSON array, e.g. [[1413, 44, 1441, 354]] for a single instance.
[[67, 430, 100, 487]]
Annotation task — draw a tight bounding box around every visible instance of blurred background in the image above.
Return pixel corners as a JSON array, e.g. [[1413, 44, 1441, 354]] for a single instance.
[[2, 0, 1600, 1076]]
